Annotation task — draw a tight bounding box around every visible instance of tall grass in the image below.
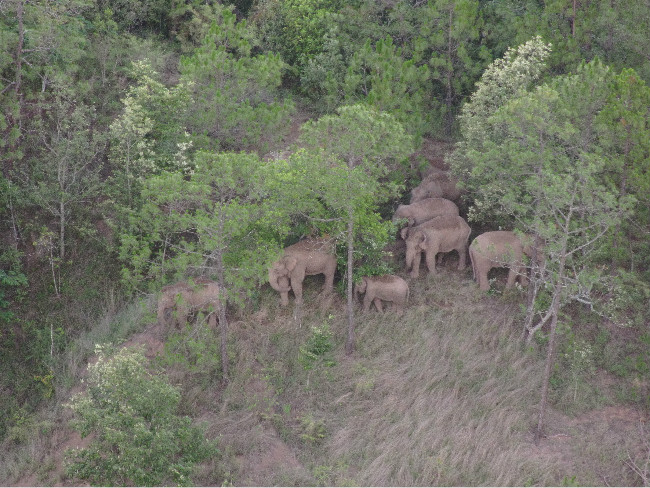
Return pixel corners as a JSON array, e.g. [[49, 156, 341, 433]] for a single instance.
[[325, 276, 548, 485], [3, 272, 646, 486]]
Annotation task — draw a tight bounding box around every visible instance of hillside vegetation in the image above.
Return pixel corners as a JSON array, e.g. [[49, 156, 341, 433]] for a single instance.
[[4, 268, 648, 486], [2, 0, 650, 486]]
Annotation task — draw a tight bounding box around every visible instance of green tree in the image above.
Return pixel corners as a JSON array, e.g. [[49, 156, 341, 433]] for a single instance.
[[344, 37, 430, 143], [94, 0, 172, 34], [14, 86, 106, 261], [452, 48, 635, 441], [451, 36, 552, 222], [252, 0, 342, 72], [416, 0, 489, 136], [119, 151, 293, 378], [596, 68, 650, 273], [298, 104, 412, 353], [179, 5, 294, 152], [65, 345, 215, 486]]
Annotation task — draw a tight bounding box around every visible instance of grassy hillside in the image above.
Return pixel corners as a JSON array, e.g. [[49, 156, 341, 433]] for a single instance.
[[4, 263, 647, 486]]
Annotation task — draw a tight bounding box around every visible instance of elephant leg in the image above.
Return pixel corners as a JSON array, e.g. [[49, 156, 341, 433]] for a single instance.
[[291, 269, 306, 306], [362, 292, 375, 312], [176, 304, 189, 328], [505, 266, 518, 288], [280, 290, 290, 306], [208, 311, 218, 328], [157, 305, 169, 326], [457, 246, 467, 270], [518, 266, 530, 287], [410, 251, 422, 278], [469, 249, 477, 281], [478, 263, 491, 291], [373, 298, 384, 313], [323, 261, 337, 295], [424, 250, 438, 275]]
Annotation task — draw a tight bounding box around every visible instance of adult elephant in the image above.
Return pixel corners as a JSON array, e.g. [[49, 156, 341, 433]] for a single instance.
[[392, 197, 459, 236], [469, 230, 541, 291], [268, 238, 337, 306], [410, 170, 462, 203], [355, 275, 409, 312], [157, 278, 220, 328], [404, 215, 471, 278]]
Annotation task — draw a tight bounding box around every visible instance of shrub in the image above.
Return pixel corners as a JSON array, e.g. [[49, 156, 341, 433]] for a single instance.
[[65, 345, 216, 486]]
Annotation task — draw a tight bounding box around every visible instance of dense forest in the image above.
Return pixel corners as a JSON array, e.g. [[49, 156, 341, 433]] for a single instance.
[[1, 0, 650, 485]]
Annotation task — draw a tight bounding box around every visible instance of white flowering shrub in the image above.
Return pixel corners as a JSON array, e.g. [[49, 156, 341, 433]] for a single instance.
[[65, 345, 216, 486]]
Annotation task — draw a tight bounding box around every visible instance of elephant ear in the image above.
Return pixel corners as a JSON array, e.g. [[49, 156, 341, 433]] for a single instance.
[[360, 277, 368, 291], [284, 256, 298, 272], [416, 231, 428, 250]]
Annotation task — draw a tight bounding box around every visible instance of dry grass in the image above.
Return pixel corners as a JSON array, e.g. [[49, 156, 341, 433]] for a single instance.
[[213, 270, 646, 486], [3, 271, 647, 486], [311, 272, 553, 486]]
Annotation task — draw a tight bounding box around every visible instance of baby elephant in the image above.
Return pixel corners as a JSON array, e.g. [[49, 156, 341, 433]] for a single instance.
[[355, 275, 410, 312], [157, 278, 220, 328]]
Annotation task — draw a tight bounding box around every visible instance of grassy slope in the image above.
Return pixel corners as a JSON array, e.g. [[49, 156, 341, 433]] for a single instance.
[[3, 264, 647, 486], [193, 266, 646, 486]]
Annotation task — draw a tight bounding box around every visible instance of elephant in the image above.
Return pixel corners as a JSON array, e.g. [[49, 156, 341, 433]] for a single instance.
[[355, 275, 409, 312], [410, 170, 462, 203], [157, 278, 220, 328], [469, 231, 542, 291], [404, 215, 471, 278], [393, 198, 459, 239], [268, 238, 337, 306]]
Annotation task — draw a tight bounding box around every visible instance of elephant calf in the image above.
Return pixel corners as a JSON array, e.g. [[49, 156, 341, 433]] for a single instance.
[[469, 230, 541, 291], [404, 215, 471, 278], [355, 275, 409, 312], [157, 278, 220, 328]]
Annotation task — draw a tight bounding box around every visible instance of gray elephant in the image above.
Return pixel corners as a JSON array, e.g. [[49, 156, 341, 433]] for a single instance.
[[392, 197, 459, 236], [469, 230, 542, 291], [268, 238, 337, 306], [354, 275, 410, 312], [410, 170, 462, 203], [157, 278, 220, 328], [404, 215, 471, 278]]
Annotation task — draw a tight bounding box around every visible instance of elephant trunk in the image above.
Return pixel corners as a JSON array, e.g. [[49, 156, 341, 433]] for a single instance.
[[269, 268, 291, 293], [405, 246, 415, 271], [354, 284, 361, 299]]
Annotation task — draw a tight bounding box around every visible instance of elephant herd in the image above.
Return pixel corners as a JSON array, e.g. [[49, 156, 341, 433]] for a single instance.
[[267, 171, 543, 313], [158, 169, 543, 325]]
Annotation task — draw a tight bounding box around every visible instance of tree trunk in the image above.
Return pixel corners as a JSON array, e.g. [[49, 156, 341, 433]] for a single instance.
[[534, 299, 559, 444], [15, 0, 24, 96], [345, 211, 356, 355], [535, 233, 568, 443], [572, 0, 577, 37], [445, 6, 454, 136], [59, 201, 65, 260], [216, 211, 229, 382]]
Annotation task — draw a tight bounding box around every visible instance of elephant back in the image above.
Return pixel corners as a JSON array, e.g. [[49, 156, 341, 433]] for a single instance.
[[285, 237, 335, 255]]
